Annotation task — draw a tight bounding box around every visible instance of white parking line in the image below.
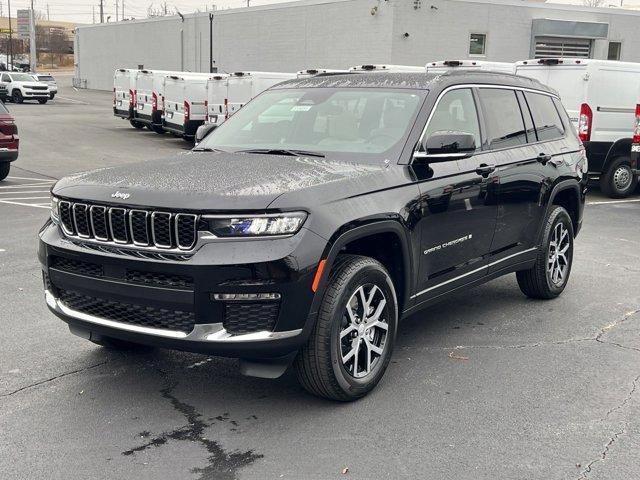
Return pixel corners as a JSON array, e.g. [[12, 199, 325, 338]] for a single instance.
[[0, 199, 50, 209], [6, 176, 56, 182], [0, 190, 51, 195], [0, 183, 53, 189], [587, 198, 640, 205], [0, 196, 50, 201], [55, 95, 89, 105]]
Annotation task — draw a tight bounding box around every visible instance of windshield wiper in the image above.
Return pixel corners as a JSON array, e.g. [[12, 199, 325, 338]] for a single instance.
[[236, 148, 325, 158], [192, 147, 228, 153]]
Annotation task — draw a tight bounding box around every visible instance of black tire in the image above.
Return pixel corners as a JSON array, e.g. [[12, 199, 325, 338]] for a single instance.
[[0, 162, 9, 181], [49, 93, 55, 100], [294, 254, 398, 401], [129, 119, 145, 129], [152, 124, 165, 135], [90, 335, 152, 351], [517, 205, 574, 300], [600, 157, 638, 198], [37, 98, 47, 104], [12, 90, 23, 104]]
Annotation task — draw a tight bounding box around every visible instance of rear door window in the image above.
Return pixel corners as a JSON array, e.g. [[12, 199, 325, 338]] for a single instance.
[[523, 92, 565, 141], [478, 88, 527, 149]]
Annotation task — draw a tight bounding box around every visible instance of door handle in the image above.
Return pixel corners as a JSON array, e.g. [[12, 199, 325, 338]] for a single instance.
[[537, 153, 552, 164], [475, 164, 496, 177]]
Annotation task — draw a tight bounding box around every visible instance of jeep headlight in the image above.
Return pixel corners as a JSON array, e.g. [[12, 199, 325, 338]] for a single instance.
[[50, 195, 60, 223], [205, 212, 307, 237]]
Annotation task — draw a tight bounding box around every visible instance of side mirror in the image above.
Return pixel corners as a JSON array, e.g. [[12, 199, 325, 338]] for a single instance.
[[413, 131, 476, 162], [195, 123, 218, 145]]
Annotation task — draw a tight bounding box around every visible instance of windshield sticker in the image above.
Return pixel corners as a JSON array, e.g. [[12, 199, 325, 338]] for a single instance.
[[291, 105, 312, 111]]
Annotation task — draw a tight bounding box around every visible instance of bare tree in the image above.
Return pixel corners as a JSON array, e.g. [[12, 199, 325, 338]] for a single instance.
[[147, 2, 172, 17]]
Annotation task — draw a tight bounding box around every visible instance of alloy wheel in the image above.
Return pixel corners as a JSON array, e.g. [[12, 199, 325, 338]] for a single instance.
[[547, 222, 570, 286], [339, 284, 389, 379]]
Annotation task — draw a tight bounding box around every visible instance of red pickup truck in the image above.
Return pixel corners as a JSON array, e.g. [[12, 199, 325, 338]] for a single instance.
[[0, 101, 19, 181]]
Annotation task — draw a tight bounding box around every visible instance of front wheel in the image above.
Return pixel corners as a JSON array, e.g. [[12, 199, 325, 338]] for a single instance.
[[12, 90, 23, 103], [600, 157, 638, 198], [49, 93, 55, 100], [129, 119, 145, 129], [517, 205, 574, 299], [294, 255, 398, 401], [0, 162, 9, 181]]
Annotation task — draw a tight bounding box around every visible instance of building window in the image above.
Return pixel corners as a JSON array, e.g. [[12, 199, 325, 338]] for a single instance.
[[469, 33, 486, 56], [608, 42, 621, 60]]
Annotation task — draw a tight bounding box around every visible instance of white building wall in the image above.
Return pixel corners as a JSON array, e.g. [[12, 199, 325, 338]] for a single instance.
[[74, 0, 640, 91]]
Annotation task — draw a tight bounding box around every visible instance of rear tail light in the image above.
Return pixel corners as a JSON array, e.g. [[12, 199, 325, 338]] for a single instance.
[[184, 101, 190, 123], [152, 92, 158, 112], [224, 98, 228, 120], [129, 89, 135, 106], [578, 103, 592, 142], [633, 104, 640, 144]]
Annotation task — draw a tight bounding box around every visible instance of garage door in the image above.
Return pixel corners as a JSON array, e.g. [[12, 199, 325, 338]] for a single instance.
[[534, 37, 591, 58]]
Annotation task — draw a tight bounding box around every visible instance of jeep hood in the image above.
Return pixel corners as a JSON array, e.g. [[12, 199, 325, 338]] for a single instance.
[[52, 151, 393, 211]]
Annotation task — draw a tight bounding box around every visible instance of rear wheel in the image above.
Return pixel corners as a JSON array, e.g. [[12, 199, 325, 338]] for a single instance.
[[90, 335, 152, 351], [12, 90, 23, 103], [49, 93, 55, 100], [152, 124, 165, 134], [129, 119, 145, 129], [600, 157, 638, 198], [294, 255, 398, 401], [0, 163, 9, 181], [517, 205, 574, 299]]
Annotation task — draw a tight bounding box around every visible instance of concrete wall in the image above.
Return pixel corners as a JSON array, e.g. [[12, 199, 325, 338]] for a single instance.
[[75, 0, 640, 91]]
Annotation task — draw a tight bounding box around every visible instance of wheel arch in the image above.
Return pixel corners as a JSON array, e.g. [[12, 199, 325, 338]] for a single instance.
[[603, 138, 632, 171], [542, 180, 582, 240], [311, 219, 413, 317]]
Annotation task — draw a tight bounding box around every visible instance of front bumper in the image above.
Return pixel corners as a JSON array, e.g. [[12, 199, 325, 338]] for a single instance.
[[39, 220, 325, 359]]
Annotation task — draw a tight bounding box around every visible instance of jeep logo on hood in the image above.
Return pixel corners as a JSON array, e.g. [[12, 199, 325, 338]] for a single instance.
[[111, 191, 130, 200]]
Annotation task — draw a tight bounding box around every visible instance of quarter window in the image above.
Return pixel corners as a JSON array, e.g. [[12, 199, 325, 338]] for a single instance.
[[423, 88, 480, 149], [478, 88, 527, 149], [608, 42, 621, 61], [469, 33, 486, 56], [1, 74, 9, 82], [524, 92, 565, 142]]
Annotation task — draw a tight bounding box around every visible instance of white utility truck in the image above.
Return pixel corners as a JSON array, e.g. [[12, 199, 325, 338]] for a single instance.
[[113, 68, 139, 127], [426, 60, 515, 74], [162, 73, 210, 140], [205, 74, 230, 126], [225, 71, 297, 118], [515, 58, 640, 197], [133, 69, 179, 134]]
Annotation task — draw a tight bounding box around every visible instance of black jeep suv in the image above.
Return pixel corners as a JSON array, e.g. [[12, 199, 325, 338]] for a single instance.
[[40, 71, 587, 401]]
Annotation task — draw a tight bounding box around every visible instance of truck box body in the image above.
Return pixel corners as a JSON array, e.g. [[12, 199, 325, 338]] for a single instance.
[[113, 68, 137, 119], [426, 60, 515, 74], [162, 73, 210, 137], [205, 74, 230, 126], [515, 58, 640, 177], [226, 72, 297, 117], [134, 69, 179, 127]]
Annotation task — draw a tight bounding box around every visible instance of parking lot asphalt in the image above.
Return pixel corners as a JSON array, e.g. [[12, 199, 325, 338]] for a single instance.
[[1, 76, 639, 480]]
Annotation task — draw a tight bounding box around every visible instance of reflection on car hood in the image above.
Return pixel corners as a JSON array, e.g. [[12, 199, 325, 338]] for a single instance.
[[52, 151, 385, 211]]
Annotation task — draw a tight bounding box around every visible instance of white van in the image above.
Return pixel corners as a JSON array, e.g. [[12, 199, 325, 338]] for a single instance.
[[133, 69, 179, 134], [205, 74, 229, 126], [349, 64, 425, 73], [296, 68, 350, 78], [425, 60, 515, 74], [515, 58, 640, 197], [162, 73, 210, 139], [113, 68, 138, 126], [226, 71, 297, 117]]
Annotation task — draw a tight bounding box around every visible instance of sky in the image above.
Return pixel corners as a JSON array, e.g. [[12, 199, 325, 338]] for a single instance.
[[0, 0, 638, 24]]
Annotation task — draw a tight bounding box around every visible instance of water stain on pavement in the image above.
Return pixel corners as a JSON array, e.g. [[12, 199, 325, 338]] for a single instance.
[[122, 369, 262, 480]]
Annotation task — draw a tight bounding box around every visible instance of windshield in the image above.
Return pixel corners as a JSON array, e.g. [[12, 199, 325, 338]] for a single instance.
[[200, 87, 424, 162], [39, 75, 55, 81], [11, 73, 36, 82]]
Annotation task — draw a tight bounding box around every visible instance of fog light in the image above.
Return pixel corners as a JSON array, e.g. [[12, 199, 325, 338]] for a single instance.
[[212, 292, 281, 301]]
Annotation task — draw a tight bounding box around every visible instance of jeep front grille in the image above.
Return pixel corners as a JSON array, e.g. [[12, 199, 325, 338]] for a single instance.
[[58, 200, 198, 250]]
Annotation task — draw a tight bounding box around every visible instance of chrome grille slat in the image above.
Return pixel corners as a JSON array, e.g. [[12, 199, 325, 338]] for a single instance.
[[56, 200, 198, 252]]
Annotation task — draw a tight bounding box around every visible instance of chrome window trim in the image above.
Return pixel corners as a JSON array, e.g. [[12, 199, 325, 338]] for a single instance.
[[89, 205, 109, 241], [108, 207, 129, 244], [151, 211, 173, 249], [415, 83, 562, 151], [72, 203, 90, 239], [129, 209, 150, 246]]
